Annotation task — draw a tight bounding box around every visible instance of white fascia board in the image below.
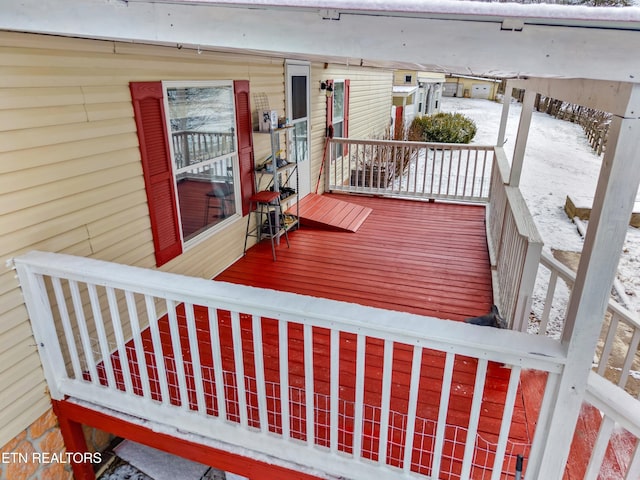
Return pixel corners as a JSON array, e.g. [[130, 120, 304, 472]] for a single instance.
[[508, 78, 640, 118], [2, 0, 640, 82], [392, 85, 418, 96]]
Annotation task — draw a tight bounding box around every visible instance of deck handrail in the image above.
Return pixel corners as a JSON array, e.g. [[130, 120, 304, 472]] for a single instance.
[[326, 138, 493, 202], [577, 372, 640, 479], [535, 250, 640, 399], [486, 147, 543, 330], [13, 250, 565, 480], [326, 139, 543, 331]]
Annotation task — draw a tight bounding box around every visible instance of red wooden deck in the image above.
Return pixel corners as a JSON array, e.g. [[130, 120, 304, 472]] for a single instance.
[[221, 193, 494, 321], [55, 194, 626, 479]]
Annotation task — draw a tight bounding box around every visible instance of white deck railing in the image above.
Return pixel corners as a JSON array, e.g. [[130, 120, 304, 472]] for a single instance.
[[534, 250, 640, 398], [486, 147, 543, 330], [580, 372, 640, 480], [326, 139, 542, 330], [326, 138, 493, 202], [13, 251, 565, 480]]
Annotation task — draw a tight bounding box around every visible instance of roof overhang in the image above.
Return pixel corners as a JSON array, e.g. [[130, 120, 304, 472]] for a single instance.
[[392, 85, 419, 97], [2, 0, 640, 82]]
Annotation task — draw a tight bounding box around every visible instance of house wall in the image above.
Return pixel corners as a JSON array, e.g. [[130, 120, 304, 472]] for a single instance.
[[393, 70, 417, 86], [444, 76, 500, 100], [310, 64, 393, 190], [0, 30, 392, 462]]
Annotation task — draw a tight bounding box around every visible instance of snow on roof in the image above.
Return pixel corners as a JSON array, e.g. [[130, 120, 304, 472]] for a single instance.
[[449, 74, 502, 83], [158, 0, 640, 25], [393, 85, 419, 95]]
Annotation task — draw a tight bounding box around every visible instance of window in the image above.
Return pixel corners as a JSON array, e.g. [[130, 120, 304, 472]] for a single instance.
[[130, 80, 255, 267], [164, 82, 238, 242], [325, 79, 350, 159], [333, 80, 345, 138], [405, 74, 412, 84]]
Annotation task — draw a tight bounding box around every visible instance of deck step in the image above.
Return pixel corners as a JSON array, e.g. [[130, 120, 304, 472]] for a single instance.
[[294, 193, 372, 232]]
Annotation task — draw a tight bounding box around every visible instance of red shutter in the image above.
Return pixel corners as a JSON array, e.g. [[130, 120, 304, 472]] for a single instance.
[[234, 80, 255, 216], [325, 79, 334, 138], [130, 82, 182, 267], [343, 79, 350, 155]]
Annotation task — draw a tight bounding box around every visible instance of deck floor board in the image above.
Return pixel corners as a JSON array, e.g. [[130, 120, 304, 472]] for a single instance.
[[89, 194, 558, 479], [224, 193, 493, 321]]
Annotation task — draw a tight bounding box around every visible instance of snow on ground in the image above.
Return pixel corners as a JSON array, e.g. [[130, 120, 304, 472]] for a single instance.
[[440, 96, 640, 333]]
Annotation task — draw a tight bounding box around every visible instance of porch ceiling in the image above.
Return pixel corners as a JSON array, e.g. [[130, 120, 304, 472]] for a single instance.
[[3, 0, 640, 83]]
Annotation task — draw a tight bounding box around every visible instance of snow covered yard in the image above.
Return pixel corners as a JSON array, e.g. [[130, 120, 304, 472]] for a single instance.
[[440, 96, 640, 332]]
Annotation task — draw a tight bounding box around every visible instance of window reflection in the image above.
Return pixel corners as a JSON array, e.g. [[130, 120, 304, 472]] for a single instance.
[[176, 160, 236, 241], [165, 84, 238, 242]]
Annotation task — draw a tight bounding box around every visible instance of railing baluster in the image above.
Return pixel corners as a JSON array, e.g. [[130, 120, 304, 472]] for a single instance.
[[523, 371, 561, 480], [598, 312, 620, 375], [479, 150, 488, 199], [166, 299, 189, 410], [462, 149, 470, 197], [68, 280, 99, 385], [125, 291, 152, 401], [208, 307, 227, 420], [491, 365, 522, 480], [185, 303, 206, 415], [330, 328, 340, 452], [252, 315, 269, 433], [230, 311, 249, 427], [278, 320, 290, 438], [420, 146, 428, 195], [429, 147, 437, 194], [460, 358, 489, 480], [416, 147, 420, 194], [444, 149, 452, 196], [352, 333, 366, 459], [438, 147, 446, 195], [402, 345, 422, 473], [144, 295, 170, 405], [583, 416, 616, 480], [378, 339, 394, 465], [540, 270, 559, 335], [431, 352, 455, 477], [105, 287, 134, 395], [87, 284, 116, 389], [471, 149, 479, 198], [51, 277, 82, 381], [618, 328, 640, 389], [304, 323, 315, 446], [626, 442, 640, 480]]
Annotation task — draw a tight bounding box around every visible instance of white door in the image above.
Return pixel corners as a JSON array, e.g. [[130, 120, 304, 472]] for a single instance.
[[286, 61, 311, 198]]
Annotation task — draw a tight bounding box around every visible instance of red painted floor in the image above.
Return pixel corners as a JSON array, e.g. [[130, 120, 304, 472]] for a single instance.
[[220, 194, 493, 321], [70, 194, 626, 479], [79, 195, 544, 479]]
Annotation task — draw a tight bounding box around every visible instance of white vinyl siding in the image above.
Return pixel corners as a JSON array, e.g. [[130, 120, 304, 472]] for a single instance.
[[309, 64, 393, 194]]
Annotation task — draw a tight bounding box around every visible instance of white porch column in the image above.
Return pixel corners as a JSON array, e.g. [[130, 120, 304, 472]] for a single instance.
[[533, 84, 640, 480], [497, 83, 512, 147], [508, 89, 536, 187]]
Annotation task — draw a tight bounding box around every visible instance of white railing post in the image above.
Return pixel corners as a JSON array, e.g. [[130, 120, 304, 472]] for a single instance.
[[514, 241, 543, 332], [11, 262, 67, 400], [536, 91, 640, 479]]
